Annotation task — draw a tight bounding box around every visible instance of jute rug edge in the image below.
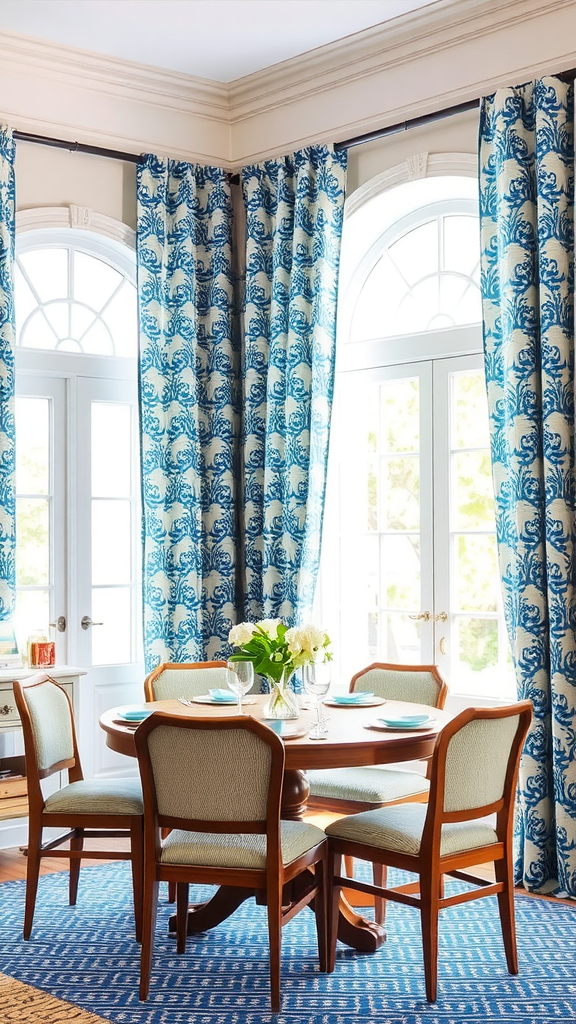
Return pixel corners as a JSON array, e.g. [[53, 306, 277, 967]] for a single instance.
[[0, 972, 111, 1024]]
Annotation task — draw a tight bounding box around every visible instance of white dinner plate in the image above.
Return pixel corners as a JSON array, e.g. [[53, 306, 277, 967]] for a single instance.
[[192, 694, 257, 705], [324, 696, 386, 708], [364, 717, 437, 732]]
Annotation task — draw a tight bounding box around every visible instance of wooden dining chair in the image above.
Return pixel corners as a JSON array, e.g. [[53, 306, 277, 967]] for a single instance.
[[13, 673, 144, 941], [306, 662, 448, 922], [134, 711, 328, 1012], [325, 701, 533, 1001], [144, 660, 229, 701]]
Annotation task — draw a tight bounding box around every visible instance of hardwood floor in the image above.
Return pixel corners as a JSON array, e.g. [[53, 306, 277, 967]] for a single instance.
[[0, 838, 131, 882]]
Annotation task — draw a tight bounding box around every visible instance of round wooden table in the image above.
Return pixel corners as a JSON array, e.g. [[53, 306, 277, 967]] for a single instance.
[[100, 695, 450, 952]]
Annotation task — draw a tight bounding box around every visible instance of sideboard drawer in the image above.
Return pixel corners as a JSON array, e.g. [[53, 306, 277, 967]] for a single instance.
[[0, 691, 20, 728]]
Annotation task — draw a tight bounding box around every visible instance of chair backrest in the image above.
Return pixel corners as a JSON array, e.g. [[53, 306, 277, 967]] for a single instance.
[[13, 673, 82, 799], [134, 713, 285, 839], [424, 702, 532, 839], [144, 661, 229, 701], [350, 662, 448, 708]]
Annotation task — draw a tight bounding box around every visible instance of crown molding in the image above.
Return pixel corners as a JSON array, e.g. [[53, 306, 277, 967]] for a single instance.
[[229, 0, 576, 123], [0, 29, 230, 117]]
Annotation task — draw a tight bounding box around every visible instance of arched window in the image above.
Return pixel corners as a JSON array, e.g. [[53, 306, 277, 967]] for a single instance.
[[14, 214, 144, 754], [319, 168, 513, 703]]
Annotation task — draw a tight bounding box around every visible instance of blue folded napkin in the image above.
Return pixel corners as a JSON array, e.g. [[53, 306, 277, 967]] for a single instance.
[[378, 714, 430, 727], [117, 708, 152, 722], [332, 692, 374, 704], [208, 688, 237, 702]]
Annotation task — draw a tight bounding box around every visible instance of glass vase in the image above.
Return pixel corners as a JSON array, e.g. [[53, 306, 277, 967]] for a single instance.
[[263, 667, 300, 720]]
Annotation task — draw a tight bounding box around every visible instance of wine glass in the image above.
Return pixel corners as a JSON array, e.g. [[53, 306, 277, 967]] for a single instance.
[[226, 659, 254, 715], [303, 662, 331, 739]]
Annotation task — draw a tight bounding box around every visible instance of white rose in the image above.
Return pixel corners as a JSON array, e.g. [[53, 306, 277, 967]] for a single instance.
[[229, 621, 257, 646], [257, 618, 281, 639]]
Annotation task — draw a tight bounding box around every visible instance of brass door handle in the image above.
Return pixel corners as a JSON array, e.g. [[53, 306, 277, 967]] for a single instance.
[[409, 611, 431, 621]]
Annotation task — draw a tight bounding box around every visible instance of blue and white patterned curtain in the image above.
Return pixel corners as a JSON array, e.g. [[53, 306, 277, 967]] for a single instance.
[[0, 126, 16, 620], [479, 78, 576, 897], [241, 145, 347, 625], [137, 156, 240, 670]]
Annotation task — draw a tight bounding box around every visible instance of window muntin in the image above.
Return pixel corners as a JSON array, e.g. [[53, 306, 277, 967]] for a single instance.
[[15, 246, 137, 356], [348, 206, 481, 343]]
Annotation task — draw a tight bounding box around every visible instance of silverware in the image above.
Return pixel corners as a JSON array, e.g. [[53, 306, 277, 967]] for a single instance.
[[178, 697, 194, 707]]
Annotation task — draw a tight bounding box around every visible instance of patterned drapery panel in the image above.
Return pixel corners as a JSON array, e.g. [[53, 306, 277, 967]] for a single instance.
[[0, 126, 15, 619], [479, 78, 576, 897], [137, 156, 240, 670], [241, 145, 347, 624]]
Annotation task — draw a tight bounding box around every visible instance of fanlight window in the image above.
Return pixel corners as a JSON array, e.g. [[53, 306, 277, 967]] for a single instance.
[[15, 245, 137, 356], [349, 210, 481, 342]]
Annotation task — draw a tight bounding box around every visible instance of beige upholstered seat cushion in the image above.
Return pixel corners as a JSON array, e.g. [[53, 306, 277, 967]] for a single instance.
[[326, 803, 497, 858], [161, 820, 326, 869], [44, 777, 143, 815], [307, 767, 429, 804]]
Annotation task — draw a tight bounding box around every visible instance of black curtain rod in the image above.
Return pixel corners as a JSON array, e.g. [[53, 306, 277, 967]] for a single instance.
[[334, 99, 479, 151], [335, 69, 576, 152], [13, 129, 142, 163], [12, 128, 241, 183]]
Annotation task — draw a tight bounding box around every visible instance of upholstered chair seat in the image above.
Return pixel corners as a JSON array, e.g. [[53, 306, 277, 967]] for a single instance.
[[326, 803, 498, 858], [135, 712, 328, 1013], [325, 701, 533, 1002], [13, 673, 144, 942], [161, 820, 326, 869], [308, 767, 429, 805], [44, 777, 143, 815], [307, 663, 447, 814], [306, 663, 448, 925]]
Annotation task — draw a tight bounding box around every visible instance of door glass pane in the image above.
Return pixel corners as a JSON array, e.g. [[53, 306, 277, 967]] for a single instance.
[[16, 397, 49, 493], [449, 369, 514, 697], [92, 500, 131, 585], [92, 404, 131, 497], [91, 588, 132, 665], [379, 612, 422, 663], [16, 499, 49, 585]]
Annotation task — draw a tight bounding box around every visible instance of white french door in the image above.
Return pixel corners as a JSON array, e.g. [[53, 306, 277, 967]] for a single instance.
[[15, 370, 144, 778], [319, 352, 514, 700]]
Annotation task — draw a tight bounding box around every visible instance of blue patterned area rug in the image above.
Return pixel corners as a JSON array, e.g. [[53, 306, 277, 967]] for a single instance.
[[0, 861, 574, 1024]]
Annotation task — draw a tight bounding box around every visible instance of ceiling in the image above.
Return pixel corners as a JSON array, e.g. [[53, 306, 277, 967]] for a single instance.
[[0, 0, 444, 82]]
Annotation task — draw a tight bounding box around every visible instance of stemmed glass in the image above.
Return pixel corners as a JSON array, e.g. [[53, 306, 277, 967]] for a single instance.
[[303, 662, 331, 739], [226, 660, 254, 715]]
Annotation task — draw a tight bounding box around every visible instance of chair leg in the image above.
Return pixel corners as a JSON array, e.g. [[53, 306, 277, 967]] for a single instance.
[[69, 829, 84, 906], [139, 879, 159, 1001], [313, 855, 328, 972], [130, 817, 144, 944], [343, 855, 355, 878], [176, 883, 189, 955], [495, 853, 518, 974], [372, 862, 388, 925], [327, 850, 342, 973], [23, 821, 42, 940], [420, 870, 440, 1002], [167, 881, 176, 903], [267, 878, 283, 1012]]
